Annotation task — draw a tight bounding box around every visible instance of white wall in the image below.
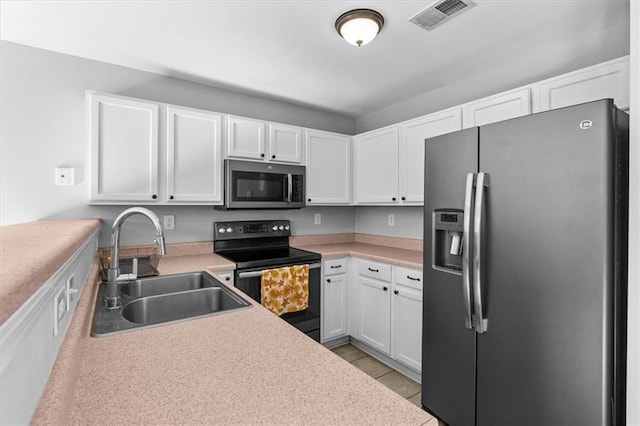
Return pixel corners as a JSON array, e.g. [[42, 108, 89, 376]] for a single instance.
[[627, 2, 639, 425], [0, 41, 356, 245], [355, 207, 423, 240]]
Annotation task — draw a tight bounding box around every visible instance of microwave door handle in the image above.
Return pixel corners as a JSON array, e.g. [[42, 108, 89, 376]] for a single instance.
[[287, 174, 293, 203]]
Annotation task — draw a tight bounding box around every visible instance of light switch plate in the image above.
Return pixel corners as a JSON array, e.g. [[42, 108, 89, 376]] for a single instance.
[[53, 286, 66, 336]]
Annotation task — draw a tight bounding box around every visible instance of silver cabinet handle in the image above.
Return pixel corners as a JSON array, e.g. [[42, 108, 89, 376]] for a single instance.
[[473, 172, 489, 333], [237, 262, 322, 279], [462, 173, 475, 330]]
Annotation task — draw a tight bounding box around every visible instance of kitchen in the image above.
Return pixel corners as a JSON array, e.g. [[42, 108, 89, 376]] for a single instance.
[[0, 1, 638, 425]]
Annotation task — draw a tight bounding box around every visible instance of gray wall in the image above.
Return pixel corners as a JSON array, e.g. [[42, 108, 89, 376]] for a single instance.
[[0, 41, 357, 245]]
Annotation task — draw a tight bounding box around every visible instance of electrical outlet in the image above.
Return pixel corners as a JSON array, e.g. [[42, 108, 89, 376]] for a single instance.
[[55, 167, 74, 186], [163, 215, 175, 230], [53, 286, 66, 336], [314, 213, 321, 225], [388, 214, 395, 226]]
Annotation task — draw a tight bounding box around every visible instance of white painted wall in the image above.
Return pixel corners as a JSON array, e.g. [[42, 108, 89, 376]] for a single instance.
[[355, 207, 423, 240], [0, 41, 356, 245], [627, 2, 639, 425]]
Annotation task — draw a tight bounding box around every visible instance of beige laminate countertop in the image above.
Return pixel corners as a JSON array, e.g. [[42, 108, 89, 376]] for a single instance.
[[295, 242, 423, 270], [0, 219, 102, 325], [35, 249, 433, 425]]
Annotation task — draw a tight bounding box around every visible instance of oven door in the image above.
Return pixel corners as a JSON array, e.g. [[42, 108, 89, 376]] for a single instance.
[[235, 262, 321, 341]]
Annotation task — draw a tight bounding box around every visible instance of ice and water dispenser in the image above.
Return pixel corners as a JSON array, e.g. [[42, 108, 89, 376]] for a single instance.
[[432, 209, 464, 274]]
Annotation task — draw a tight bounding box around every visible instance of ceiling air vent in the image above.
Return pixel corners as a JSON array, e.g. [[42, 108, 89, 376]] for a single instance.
[[409, 0, 476, 31]]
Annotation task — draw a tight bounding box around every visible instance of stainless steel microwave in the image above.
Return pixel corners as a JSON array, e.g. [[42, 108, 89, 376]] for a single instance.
[[218, 159, 306, 210]]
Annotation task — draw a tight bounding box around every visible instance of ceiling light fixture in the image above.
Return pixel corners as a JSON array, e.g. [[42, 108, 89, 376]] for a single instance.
[[335, 9, 384, 47]]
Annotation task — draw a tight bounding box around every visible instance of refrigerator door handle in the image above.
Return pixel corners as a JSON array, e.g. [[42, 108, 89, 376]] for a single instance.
[[462, 172, 475, 329], [473, 172, 489, 333]]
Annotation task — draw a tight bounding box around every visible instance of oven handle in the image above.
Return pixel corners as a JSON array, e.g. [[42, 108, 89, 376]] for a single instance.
[[237, 262, 322, 279]]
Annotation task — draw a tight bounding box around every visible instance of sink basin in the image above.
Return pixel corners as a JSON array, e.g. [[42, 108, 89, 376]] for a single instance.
[[92, 271, 251, 337], [122, 288, 241, 325]]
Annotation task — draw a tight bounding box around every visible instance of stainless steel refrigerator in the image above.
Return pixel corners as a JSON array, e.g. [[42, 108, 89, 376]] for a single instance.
[[421, 99, 628, 426]]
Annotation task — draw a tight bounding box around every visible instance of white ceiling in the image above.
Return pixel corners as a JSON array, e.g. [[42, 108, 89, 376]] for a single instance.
[[0, 0, 631, 118]]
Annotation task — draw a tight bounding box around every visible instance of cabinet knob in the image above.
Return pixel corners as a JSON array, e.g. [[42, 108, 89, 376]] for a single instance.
[[152, 194, 157, 199], [261, 153, 265, 158], [169, 195, 174, 200], [307, 198, 311, 202], [401, 196, 406, 201], [225, 276, 230, 281], [392, 197, 396, 201], [271, 155, 276, 159], [394, 290, 399, 295], [327, 279, 331, 283], [383, 286, 388, 291]]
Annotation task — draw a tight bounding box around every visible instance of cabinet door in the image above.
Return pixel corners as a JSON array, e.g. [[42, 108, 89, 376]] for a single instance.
[[89, 93, 159, 202], [462, 88, 531, 128], [391, 285, 423, 371], [322, 273, 348, 342], [226, 115, 266, 160], [268, 123, 303, 163], [305, 130, 351, 205], [354, 126, 399, 204], [357, 276, 391, 354], [166, 107, 223, 203], [534, 56, 629, 112], [399, 108, 463, 204]]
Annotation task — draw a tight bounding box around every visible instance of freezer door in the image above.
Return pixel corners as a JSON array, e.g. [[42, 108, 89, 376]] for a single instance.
[[422, 127, 478, 426], [475, 100, 619, 425]]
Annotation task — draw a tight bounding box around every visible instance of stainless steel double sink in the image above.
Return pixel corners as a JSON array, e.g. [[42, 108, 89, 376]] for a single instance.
[[92, 271, 251, 337]]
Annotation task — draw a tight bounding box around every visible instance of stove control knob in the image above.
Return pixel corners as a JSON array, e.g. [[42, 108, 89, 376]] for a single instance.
[[272, 225, 278, 231], [278, 225, 284, 231], [226, 227, 233, 233], [218, 227, 226, 234], [284, 225, 290, 230]]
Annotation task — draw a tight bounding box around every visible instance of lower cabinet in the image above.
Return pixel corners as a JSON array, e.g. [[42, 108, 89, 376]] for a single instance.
[[353, 259, 423, 372], [321, 258, 348, 342]]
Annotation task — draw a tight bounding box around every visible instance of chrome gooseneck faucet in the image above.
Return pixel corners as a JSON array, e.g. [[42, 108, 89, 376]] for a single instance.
[[105, 207, 166, 310]]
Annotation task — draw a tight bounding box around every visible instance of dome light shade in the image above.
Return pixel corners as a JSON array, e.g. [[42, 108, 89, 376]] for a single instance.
[[335, 9, 384, 47]]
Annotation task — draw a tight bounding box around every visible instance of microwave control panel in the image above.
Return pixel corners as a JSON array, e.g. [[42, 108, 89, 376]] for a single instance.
[[214, 220, 291, 240]]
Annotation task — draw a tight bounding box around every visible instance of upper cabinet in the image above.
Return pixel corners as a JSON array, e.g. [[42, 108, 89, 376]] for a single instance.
[[399, 108, 463, 204], [354, 108, 462, 205], [166, 106, 223, 203], [226, 115, 266, 160], [226, 116, 304, 164], [354, 126, 399, 204], [89, 93, 159, 202], [269, 123, 303, 163], [462, 88, 531, 128], [532, 56, 630, 113], [305, 130, 351, 205]]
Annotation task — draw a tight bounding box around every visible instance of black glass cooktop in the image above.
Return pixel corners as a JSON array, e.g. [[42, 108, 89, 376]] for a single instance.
[[217, 247, 321, 270]]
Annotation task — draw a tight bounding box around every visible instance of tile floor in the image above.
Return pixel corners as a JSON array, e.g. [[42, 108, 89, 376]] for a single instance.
[[331, 343, 422, 406]]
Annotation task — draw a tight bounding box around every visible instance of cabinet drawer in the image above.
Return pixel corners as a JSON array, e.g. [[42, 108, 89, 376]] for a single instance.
[[324, 258, 347, 276], [358, 260, 391, 282], [395, 267, 423, 290]]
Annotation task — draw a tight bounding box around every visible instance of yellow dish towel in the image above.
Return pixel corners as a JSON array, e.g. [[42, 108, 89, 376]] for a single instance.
[[261, 264, 309, 316]]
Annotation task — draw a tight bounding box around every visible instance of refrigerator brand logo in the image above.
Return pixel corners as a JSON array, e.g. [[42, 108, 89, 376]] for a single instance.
[[579, 120, 593, 130]]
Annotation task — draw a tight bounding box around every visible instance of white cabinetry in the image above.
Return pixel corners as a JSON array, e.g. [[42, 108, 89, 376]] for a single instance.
[[226, 116, 304, 164], [89, 93, 159, 202], [391, 267, 423, 371], [356, 260, 392, 353], [399, 108, 463, 204], [533, 56, 630, 112], [322, 258, 348, 342], [269, 123, 303, 163], [166, 106, 223, 203], [226, 115, 266, 160], [353, 259, 423, 372], [305, 130, 351, 205], [354, 126, 399, 204], [462, 88, 531, 128]]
